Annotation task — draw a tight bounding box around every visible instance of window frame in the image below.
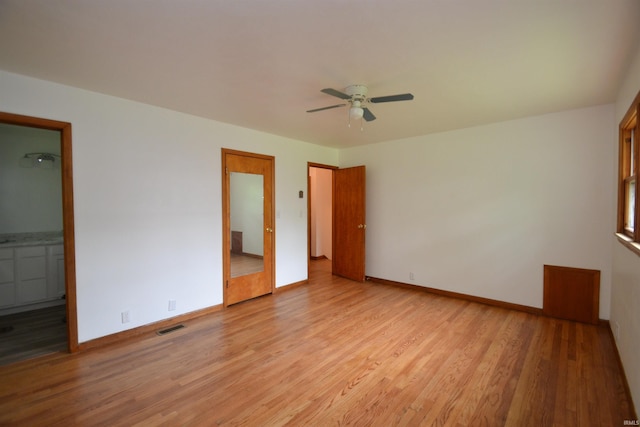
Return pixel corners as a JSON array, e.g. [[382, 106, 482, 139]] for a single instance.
[[617, 89, 640, 255]]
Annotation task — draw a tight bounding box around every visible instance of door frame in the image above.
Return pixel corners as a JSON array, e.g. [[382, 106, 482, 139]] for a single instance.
[[306, 162, 337, 278], [0, 111, 79, 353], [222, 148, 275, 307]]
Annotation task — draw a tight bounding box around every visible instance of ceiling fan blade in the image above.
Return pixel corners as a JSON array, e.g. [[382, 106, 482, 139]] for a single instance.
[[306, 104, 347, 113], [363, 108, 376, 122], [369, 93, 414, 103], [321, 88, 351, 100]]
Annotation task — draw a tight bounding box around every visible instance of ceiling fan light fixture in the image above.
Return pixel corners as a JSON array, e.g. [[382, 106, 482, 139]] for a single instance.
[[350, 106, 364, 119]]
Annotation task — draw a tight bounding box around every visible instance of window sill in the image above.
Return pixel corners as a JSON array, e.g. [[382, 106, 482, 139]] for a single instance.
[[615, 233, 640, 257]]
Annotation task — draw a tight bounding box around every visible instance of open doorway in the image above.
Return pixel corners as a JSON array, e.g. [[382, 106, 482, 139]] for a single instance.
[[0, 112, 77, 365], [308, 164, 336, 275]]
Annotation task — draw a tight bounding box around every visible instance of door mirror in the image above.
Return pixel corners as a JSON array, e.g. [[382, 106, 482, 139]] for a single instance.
[[229, 172, 264, 278]]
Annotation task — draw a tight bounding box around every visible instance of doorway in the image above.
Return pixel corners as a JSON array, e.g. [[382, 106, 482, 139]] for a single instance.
[[308, 164, 335, 274], [222, 149, 275, 306], [0, 112, 78, 360], [307, 163, 367, 282]]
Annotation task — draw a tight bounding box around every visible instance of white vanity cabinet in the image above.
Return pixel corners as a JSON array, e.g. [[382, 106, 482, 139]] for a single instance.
[[0, 243, 65, 313]]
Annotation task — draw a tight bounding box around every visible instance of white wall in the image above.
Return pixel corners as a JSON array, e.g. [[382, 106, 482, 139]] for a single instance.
[[340, 104, 615, 317], [0, 123, 63, 233], [310, 167, 332, 259], [611, 40, 640, 414], [0, 71, 338, 342]]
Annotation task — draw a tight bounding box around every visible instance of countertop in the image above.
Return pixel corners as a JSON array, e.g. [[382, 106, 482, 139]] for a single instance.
[[0, 232, 64, 248]]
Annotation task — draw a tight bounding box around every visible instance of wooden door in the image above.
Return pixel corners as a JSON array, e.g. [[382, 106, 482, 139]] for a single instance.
[[222, 149, 275, 306], [333, 166, 366, 281]]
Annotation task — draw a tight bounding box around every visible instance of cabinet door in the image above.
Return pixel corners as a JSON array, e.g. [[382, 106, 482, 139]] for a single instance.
[[18, 255, 46, 280], [47, 245, 65, 298], [0, 249, 15, 307], [0, 258, 14, 283], [0, 281, 15, 307], [56, 256, 65, 296], [0, 248, 14, 282], [18, 278, 47, 303], [16, 247, 47, 303]]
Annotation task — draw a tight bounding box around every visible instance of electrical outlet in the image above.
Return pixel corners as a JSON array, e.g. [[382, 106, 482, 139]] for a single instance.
[[409, 272, 415, 281], [614, 321, 620, 340], [121, 310, 130, 324], [168, 300, 177, 311]]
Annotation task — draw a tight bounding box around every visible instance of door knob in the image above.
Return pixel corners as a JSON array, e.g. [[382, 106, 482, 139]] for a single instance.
[[266, 227, 273, 233], [357, 224, 367, 229]]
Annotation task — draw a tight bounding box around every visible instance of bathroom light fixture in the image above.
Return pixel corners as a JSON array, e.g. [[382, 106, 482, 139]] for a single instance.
[[19, 152, 61, 169]]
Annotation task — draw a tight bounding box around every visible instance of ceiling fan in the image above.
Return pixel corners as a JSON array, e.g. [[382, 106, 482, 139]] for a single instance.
[[306, 85, 414, 123]]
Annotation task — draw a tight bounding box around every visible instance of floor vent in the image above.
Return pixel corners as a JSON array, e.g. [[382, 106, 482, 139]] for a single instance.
[[156, 324, 185, 336]]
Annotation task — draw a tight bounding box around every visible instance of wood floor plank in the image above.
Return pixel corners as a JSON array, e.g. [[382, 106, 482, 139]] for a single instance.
[[0, 259, 635, 426]]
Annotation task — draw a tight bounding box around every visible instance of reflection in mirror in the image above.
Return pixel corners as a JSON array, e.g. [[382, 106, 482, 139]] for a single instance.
[[230, 172, 264, 278]]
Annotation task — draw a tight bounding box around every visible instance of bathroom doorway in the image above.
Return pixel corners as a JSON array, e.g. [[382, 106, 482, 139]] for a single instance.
[[0, 112, 78, 364]]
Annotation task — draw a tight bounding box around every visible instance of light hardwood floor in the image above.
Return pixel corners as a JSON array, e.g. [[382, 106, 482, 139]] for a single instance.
[[0, 259, 635, 426]]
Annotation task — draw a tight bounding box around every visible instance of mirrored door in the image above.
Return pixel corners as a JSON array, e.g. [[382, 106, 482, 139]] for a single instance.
[[222, 149, 274, 306]]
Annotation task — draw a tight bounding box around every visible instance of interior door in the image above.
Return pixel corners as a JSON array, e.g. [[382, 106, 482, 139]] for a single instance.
[[222, 149, 274, 306], [333, 165, 366, 281]]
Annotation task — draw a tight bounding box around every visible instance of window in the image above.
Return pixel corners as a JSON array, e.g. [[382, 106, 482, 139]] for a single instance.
[[617, 90, 640, 251]]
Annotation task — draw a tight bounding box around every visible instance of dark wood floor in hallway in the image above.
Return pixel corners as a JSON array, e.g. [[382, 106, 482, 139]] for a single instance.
[[0, 259, 635, 426], [0, 304, 67, 366]]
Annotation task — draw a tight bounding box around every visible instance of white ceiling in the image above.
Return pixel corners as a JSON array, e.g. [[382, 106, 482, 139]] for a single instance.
[[1, 1, 639, 148]]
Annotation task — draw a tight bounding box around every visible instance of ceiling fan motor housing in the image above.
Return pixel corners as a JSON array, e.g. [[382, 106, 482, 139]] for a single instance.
[[345, 85, 368, 101]]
